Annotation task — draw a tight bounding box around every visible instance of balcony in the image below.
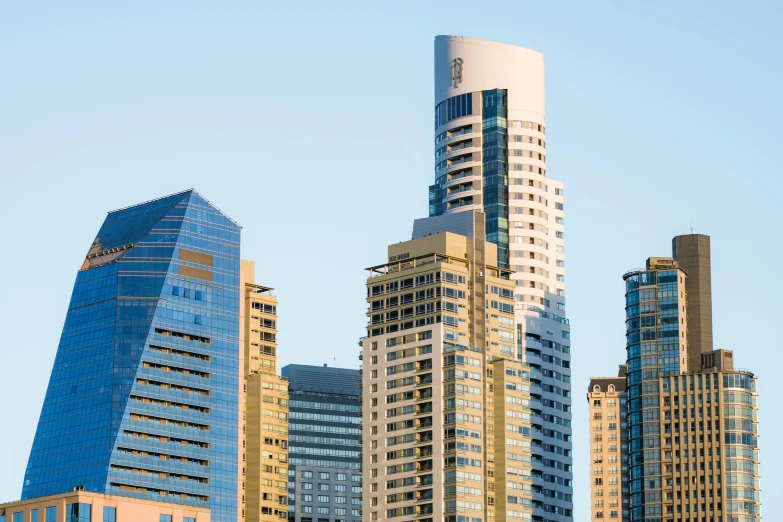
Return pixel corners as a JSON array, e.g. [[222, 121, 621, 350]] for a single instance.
[[416, 463, 434, 473]]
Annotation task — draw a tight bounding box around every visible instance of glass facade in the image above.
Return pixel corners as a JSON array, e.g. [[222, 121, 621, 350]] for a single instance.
[[481, 88, 509, 269], [624, 268, 685, 522], [66, 503, 91, 522], [281, 365, 361, 522], [102, 507, 115, 522], [434, 92, 473, 128], [722, 374, 761, 521], [21, 190, 241, 522]]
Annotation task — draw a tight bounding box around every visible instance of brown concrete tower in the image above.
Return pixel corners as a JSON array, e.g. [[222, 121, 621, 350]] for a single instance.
[[672, 234, 713, 365]]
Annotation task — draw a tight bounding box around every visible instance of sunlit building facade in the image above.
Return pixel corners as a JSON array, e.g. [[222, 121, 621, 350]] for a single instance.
[[240, 262, 289, 522], [587, 367, 629, 521], [617, 235, 761, 522], [361, 212, 533, 522], [429, 36, 572, 522]]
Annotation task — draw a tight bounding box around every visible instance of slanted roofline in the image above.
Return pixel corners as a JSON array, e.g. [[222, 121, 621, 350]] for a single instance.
[[108, 188, 242, 228]]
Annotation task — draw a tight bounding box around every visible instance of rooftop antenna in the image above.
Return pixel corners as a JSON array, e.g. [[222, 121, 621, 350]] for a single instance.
[[690, 221, 694, 234]]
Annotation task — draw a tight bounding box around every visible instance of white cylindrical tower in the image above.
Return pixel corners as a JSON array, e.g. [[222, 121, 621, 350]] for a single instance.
[[431, 35, 573, 522]]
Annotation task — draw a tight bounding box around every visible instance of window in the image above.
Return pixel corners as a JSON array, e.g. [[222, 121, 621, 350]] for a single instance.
[[31, 511, 38, 522], [337, 473, 347, 481], [319, 472, 330, 480], [184, 518, 196, 522], [302, 470, 313, 478], [317, 507, 330, 515], [46, 507, 57, 522], [302, 483, 313, 490], [160, 516, 172, 522], [301, 494, 313, 502], [13, 514, 23, 522], [301, 506, 313, 514], [103, 508, 116, 522], [318, 484, 330, 491], [318, 496, 330, 503], [67, 504, 92, 522]]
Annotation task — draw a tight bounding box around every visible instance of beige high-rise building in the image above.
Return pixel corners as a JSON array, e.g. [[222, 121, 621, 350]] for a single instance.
[[240, 261, 289, 522], [360, 212, 533, 522], [587, 367, 629, 522], [655, 350, 760, 522]]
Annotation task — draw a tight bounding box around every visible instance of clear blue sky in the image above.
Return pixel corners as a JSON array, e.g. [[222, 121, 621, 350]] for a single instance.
[[1, 1, 780, 518]]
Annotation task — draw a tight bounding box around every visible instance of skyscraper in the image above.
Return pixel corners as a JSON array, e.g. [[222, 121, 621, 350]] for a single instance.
[[281, 364, 362, 522], [589, 234, 762, 522], [429, 36, 572, 521], [361, 212, 536, 522], [21, 190, 241, 522]]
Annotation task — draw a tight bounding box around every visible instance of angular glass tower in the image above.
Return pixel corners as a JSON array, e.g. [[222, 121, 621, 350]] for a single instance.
[[22, 190, 241, 522]]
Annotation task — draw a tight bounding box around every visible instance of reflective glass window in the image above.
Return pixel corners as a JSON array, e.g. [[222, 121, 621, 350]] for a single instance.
[[102, 507, 116, 522]]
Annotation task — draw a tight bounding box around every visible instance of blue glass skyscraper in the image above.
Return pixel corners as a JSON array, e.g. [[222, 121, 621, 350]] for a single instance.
[[22, 190, 241, 522]]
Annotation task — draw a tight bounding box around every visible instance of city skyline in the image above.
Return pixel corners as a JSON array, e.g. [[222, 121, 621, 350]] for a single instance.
[[1, 3, 781, 522]]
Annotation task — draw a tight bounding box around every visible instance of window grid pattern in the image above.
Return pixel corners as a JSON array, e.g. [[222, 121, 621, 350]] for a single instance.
[[21, 191, 241, 522]]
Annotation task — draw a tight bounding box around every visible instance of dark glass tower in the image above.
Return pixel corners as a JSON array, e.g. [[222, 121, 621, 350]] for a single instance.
[[480, 88, 509, 268], [281, 364, 361, 522], [21, 190, 241, 522], [623, 259, 687, 522]]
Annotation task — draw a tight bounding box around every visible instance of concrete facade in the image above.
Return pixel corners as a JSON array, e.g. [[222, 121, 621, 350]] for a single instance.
[[240, 261, 289, 522], [0, 491, 209, 522], [655, 362, 760, 522], [587, 367, 629, 522], [671, 234, 713, 366], [430, 37, 572, 522], [361, 213, 534, 522]]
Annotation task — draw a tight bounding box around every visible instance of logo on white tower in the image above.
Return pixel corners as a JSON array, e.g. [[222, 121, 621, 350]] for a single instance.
[[450, 58, 463, 88]]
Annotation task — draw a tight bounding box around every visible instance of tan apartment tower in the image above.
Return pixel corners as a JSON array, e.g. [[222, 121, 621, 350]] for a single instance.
[[240, 261, 289, 522], [655, 349, 760, 522], [587, 366, 629, 522], [361, 212, 533, 522]]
